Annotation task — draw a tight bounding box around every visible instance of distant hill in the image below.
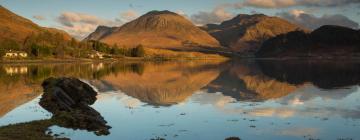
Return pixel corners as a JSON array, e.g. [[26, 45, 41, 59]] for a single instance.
[[85, 10, 220, 49], [256, 25, 360, 58], [0, 5, 72, 43], [202, 14, 306, 54], [83, 26, 116, 41]]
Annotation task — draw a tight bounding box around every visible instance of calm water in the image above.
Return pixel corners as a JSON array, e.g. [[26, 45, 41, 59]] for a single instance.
[[0, 60, 360, 140]]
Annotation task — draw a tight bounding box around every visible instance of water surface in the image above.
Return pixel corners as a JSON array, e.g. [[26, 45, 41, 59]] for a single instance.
[[0, 60, 359, 140]]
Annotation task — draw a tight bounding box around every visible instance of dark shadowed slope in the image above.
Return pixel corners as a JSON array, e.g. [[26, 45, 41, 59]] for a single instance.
[[256, 25, 360, 58]]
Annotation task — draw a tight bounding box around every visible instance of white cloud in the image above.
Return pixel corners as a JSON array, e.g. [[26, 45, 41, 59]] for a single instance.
[[175, 10, 189, 19], [175, 10, 186, 16], [56, 12, 122, 39], [57, 12, 116, 27], [191, 5, 233, 25], [33, 15, 46, 20], [288, 9, 305, 17], [244, 0, 297, 8], [277, 10, 359, 29], [278, 127, 319, 137], [242, 0, 360, 8], [191, 91, 236, 108], [120, 10, 139, 22]]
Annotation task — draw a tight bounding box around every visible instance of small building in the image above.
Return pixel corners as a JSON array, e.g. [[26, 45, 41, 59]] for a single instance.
[[88, 51, 104, 59], [3, 50, 28, 58]]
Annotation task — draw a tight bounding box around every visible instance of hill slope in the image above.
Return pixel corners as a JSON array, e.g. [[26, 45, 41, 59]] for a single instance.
[[0, 5, 71, 44], [256, 25, 360, 58], [202, 14, 306, 54], [83, 26, 116, 41], [87, 10, 220, 49]]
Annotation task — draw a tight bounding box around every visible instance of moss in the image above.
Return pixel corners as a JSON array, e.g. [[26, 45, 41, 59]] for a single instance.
[[0, 110, 85, 140], [0, 119, 64, 140]]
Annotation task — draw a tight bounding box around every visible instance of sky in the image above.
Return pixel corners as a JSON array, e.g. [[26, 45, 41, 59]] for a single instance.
[[1, 0, 359, 39]]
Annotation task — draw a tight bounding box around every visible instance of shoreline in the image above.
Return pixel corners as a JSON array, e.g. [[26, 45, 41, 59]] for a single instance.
[[3, 56, 360, 64], [0, 58, 115, 64], [0, 57, 229, 64], [232, 56, 360, 60]]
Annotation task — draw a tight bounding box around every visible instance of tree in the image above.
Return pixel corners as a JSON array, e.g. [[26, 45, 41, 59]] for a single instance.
[[70, 38, 77, 47], [0, 39, 21, 51], [132, 45, 145, 57]]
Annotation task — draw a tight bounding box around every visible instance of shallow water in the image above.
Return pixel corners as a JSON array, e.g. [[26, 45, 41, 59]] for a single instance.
[[0, 60, 360, 140]]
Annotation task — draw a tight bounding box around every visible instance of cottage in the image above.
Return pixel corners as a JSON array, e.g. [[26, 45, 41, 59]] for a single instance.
[[88, 51, 104, 59], [3, 50, 28, 58]]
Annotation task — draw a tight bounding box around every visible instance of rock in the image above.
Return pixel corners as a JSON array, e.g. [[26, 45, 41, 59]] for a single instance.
[[225, 137, 241, 140], [40, 77, 97, 112], [40, 77, 110, 136]]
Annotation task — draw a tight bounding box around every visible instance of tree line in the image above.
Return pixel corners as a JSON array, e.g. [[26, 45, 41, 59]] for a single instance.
[[0, 31, 145, 59]]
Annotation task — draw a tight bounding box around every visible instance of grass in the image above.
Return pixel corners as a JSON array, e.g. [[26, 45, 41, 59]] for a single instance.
[[0, 119, 60, 140], [143, 48, 228, 60], [0, 112, 84, 140]]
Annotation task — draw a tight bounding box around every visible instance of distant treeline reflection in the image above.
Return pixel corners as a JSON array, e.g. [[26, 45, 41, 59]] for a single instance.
[[0, 62, 145, 85], [258, 60, 360, 89]]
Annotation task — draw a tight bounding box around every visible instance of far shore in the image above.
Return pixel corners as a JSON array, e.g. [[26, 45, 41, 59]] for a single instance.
[[0, 58, 115, 64], [0, 56, 229, 64], [4, 56, 360, 64]]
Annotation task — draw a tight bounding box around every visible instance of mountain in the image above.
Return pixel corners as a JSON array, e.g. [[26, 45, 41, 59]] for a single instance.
[[0, 5, 71, 43], [256, 25, 360, 58], [83, 26, 116, 41], [202, 14, 306, 54], [86, 10, 220, 49]]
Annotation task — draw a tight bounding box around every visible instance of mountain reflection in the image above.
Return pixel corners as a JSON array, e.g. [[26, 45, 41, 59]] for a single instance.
[[204, 60, 298, 101], [204, 59, 360, 102], [93, 61, 223, 106], [0, 80, 40, 117]]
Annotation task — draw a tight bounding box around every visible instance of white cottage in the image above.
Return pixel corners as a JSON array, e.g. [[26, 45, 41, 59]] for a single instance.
[[3, 50, 28, 58], [88, 51, 104, 59]]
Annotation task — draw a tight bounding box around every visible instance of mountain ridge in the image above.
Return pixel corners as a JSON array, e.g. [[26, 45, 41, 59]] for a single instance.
[[84, 26, 117, 41], [202, 14, 307, 54], [85, 10, 220, 49]]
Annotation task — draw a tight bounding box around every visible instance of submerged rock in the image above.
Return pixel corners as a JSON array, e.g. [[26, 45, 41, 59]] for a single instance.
[[225, 137, 241, 140], [40, 77, 110, 135]]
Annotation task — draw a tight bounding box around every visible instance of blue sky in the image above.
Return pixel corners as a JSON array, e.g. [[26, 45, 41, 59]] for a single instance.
[[1, 0, 359, 39]]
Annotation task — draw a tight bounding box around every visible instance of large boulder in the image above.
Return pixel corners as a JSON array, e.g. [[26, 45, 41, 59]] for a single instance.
[[40, 77, 110, 136], [40, 77, 97, 112]]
